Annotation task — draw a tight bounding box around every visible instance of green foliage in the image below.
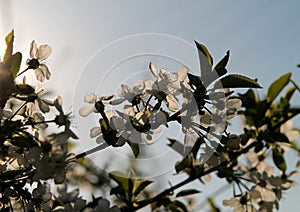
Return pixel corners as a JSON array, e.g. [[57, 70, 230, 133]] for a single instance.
[[10, 52, 22, 78], [272, 147, 287, 172], [267, 73, 291, 103], [220, 74, 262, 88], [208, 198, 221, 212], [175, 189, 201, 197], [2, 30, 14, 66], [1, 30, 300, 212]]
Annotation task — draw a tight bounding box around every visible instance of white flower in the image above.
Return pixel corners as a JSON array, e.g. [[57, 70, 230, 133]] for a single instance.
[[280, 120, 300, 141], [89, 110, 117, 144], [114, 108, 164, 145], [149, 62, 188, 95], [54, 96, 78, 139], [148, 62, 190, 111], [32, 182, 53, 211], [225, 98, 242, 120], [249, 169, 278, 202], [118, 80, 145, 103], [246, 151, 267, 172], [27, 40, 52, 82], [223, 194, 257, 212], [79, 93, 114, 117]]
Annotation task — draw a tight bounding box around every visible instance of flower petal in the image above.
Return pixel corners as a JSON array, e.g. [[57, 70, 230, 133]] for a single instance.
[[37, 99, 50, 113], [39, 64, 51, 80], [79, 105, 97, 117], [90, 127, 101, 138], [166, 94, 178, 112], [226, 98, 242, 109], [54, 96, 63, 112], [34, 68, 45, 82], [96, 135, 104, 144], [37, 45, 52, 61], [84, 93, 97, 103], [149, 62, 158, 77], [177, 66, 188, 81], [30, 40, 37, 58]]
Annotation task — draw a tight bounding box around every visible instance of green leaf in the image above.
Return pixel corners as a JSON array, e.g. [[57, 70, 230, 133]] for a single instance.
[[133, 180, 153, 196], [128, 142, 139, 158], [284, 86, 296, 102], [187, 73, 203, 89], [191, 137, 205, 158], [15, 84, 35, 95], [10, 52, 22, 78], [238, 89, 257, 109], [267, 73, 291, 103], [168, 200, 188, 212], [109, 171, 130, 192], [207, 198, 220, 212], [263, 132, 290, 144], [110, 185, 125, 196], [10, 133, 37, 148], [214, 50, 230, 77], [194, 41, 213, 78], [176, 189, 201, 197], [272, 148, 286, 172], [3, 30, 14, 65], [220, 74, 262, 88], [175, 156, 191, 173]]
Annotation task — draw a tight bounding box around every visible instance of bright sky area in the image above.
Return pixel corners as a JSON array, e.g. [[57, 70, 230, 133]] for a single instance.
[[1, 1, 300, 211]]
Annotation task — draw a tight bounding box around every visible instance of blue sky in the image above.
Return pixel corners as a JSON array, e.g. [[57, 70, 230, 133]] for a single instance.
[[1, 1, 300, 211]]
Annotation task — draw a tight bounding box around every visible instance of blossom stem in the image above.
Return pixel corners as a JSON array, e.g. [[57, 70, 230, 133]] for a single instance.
[[9, 101, 28, 121], [290, 79, 300, 93], [132, 141, 258, 211], [75, 142, 109, 159], [24, 120, 56, 126], [16, 67, 30, 78], [204, 106, 212, 114], [191, 122, 222, 140]]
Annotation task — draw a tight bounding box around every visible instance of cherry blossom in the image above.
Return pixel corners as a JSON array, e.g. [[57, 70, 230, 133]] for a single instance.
[[26, 40, 52, 82]]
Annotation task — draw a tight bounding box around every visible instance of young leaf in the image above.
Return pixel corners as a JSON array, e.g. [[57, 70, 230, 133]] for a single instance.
[[263, 132, 290, 144], [297, 160, 300, 168], [110, 185, 125, 196], [175, 156, 191, 173], [267, 73, 291, 103], [3, 30, 14, 65], [272, 148, 287, 172], [133, 180, 153, 196], [194, 41, 213, 78], [284, 86, 296, 102], [238, 89, 257, 108], [176, 189, 201, 197], [214, 50, 230, 77], [15, 84, 35, 95], [109, 171, 130, 192], [128, 142, 140, 158], [10, 52, 22, 78], [187, 73, 203, 89], [220, 74, 262, 88], [168, 200, 189, 212], [207, 198, 221, 212]]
